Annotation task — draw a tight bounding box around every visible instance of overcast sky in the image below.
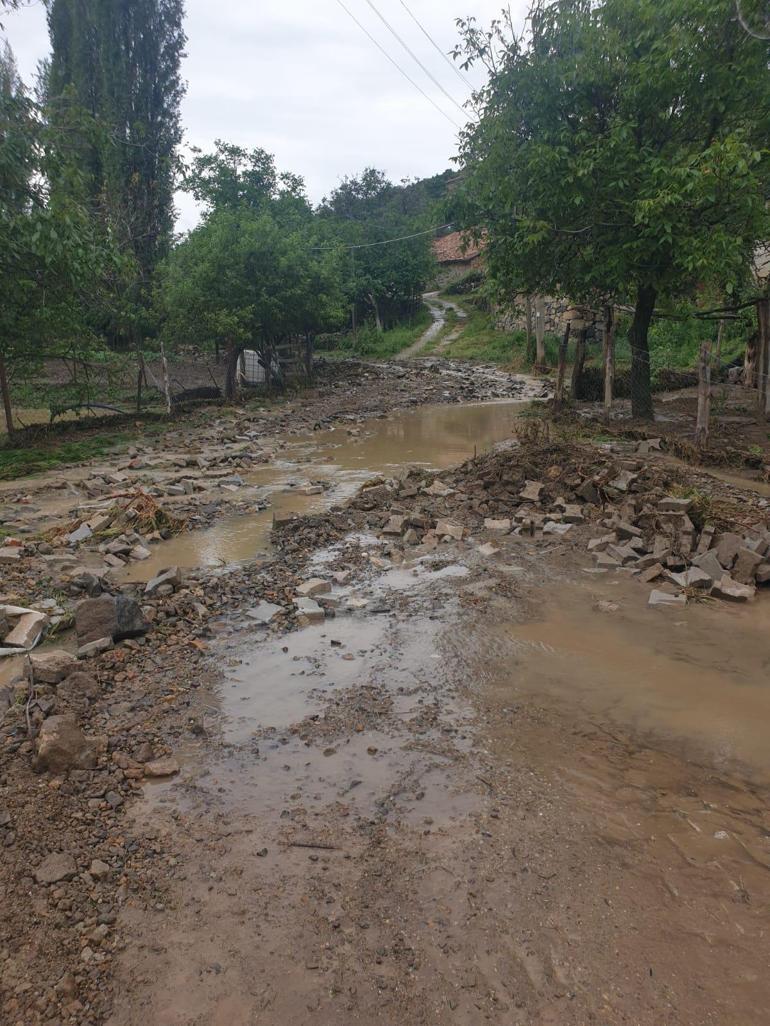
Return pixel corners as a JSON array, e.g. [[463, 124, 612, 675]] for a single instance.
[[2, 0, 527, 228]]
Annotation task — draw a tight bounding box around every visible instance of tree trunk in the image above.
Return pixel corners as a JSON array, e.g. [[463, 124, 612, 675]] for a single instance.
[[603, 305, 615, 423], [160, 340, 172, 415], [696, 341, 712, 449], [629, 284, 656, 420], [304, 332, 314, 382], [368, 294, 383, 333], [554, 323, 571, 411], [535, 296, 546, 369], [0, 354, 15, 441], [225, 343, 245, 401], [525, 296, 535, 365], [570, 327, 587, 401], [758, 299, 770, 421]]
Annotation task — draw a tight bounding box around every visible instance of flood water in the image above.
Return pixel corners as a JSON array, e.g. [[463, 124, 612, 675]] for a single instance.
[[120, 398, 527, 581]]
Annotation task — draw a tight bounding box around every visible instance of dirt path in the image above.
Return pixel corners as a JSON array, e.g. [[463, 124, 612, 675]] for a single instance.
[[401, 292, 467, 358], [3, 360, 770, 1026]]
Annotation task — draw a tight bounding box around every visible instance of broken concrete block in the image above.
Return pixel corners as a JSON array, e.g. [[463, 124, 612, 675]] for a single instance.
[[695, 526, 716, 556], [145, 566, 182, 596], [484, 518, 512, 532], [693, 550, 724, 582], [711, 575, 755, 602], [129, 544, 151, 561], [755, 563, 770, 585], [639, 563, 664, 584], [520, 481, 544, 502], [77, 637, 114, 660], [246, 601, 283, 624], [68, 523, 93, 545], [595, 553, 620, 569], [588, 534, 616, 552], [477, 542, 501, 557], [436, 520, 465, 541], [543, 522, 572, 536], [715, 533, 743, 569], [294, 597, 325, 623], [424, 480, 454, 497], [562, 505, 585, 524], [615, 520, 642, 540], [733, 547, 763, 585], [0, 548, 21, 563], [3, 609, 48, 650], [296, 579, 331, 598], [30, 650, 77, 685], [660, 497, 693, 513], [609, 470, 638, 492], [648, 590, 687, 608], [668, 567, 713, 590], [607, 544, 638, 565], [382, 515, 407, 535]]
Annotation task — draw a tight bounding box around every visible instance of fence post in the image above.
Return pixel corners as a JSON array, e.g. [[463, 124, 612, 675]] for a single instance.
[[554, 323, 571, 410], [525, 296, 535, 365], [570, 326, 587, 401], [603, 305, 615, 423], [160, 340, 172, 415], [696, 341, 711, 449], [0, 354, 15, 441], [758, 299, 770, 421], [535, 296, 546, 370]]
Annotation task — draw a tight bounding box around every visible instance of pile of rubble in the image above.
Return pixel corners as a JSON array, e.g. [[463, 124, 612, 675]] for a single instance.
[[333, 439, 770, 608]]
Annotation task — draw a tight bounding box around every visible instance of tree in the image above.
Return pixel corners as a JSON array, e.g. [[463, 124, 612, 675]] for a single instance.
[[319, 169, 436, 332], [456, 0, 770, 418], [0, 43, 120, 438], [46, 0, 186, 283]]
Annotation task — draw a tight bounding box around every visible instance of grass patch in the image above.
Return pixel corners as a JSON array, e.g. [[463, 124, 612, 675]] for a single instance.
[[0, 433, 131, 481], [436, 300, 561, 368], [321, 306, 433, 359]]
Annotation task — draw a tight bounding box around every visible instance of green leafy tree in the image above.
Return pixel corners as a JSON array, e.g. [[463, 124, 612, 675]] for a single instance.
[[0, 44, 121, 438], [46, 0, 186, 282], [456, 0, 770, 418]]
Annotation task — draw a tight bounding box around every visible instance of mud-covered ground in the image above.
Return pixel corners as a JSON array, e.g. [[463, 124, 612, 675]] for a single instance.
[[1, 359, 769, 1026]]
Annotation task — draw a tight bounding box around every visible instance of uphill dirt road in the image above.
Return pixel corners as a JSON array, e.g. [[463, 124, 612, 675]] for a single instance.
[[1, 359, 769, 1026]]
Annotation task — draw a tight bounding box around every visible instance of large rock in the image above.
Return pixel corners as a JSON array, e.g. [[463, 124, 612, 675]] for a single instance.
[[145, 566, 182, 596], [57, 672, 101, 713], [75, 594, 148, 645], [35, 852, 78, 884], [3, 610, 48, 649], [30, 650, 77, 685], [693, 549, 724, 582], [733, 547, 763, 585], [35, 715, 100, 774], [715, 533, 742, 569], [712, 575, 755, 602]]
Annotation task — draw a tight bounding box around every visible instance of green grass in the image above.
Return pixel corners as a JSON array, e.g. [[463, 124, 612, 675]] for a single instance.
[[0, 433, 131, 481], [436, 300, 561, 367]]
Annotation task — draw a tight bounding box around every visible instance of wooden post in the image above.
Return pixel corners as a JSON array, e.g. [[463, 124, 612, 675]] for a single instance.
[[535, 296, 546, 369], [160, 340, 172, 415], [696, 341, 712, 449], [554, 323, 571, 410], [570, 326, 587, 401], [602, 305, 615, 423], [757, 299, 770, 421], [525, 296, 535, 365], [0, 354, 15, 441]]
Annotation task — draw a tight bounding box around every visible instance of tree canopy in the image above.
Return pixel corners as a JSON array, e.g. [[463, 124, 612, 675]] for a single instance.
[[456, 0, 770, 417]]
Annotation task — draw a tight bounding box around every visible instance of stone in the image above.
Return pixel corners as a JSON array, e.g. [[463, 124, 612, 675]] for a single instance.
[[247, 601, 282, 624], [648, 590, 687, 608], [35, 715, 99, 774], [0, 548, 21, 563], [296, 579, 331, 598], [129, 544, 151, 561], [35, 852, 77, 885], [424, 479, 454, 497], [543, 522, 572, 535], [588, 534, 616, 552], [382, 515, 407, 535], [3, 610, 48, 649], [67, 523, 93, 545], [145, 566, 182, 596], [576, 480, 600, 504], [639, 563, 664, 584], [89, 859, 111, 880], [484, 518, 512, 532], [103, 553, 126, 569], [609, 470, 638, 492], [607, 544, 638, 565], [715, 533, 743, 569], [345, 597, 369, 610], [294, 597, 325, 623], [615, 520, 643, 540], [520, 481, 543, 502], [75, 594, 148, 645], [595, 552, 620, 569], [477, 542, 500, 557], [668, 567, 713, 590], [756, 563, 770, 585], [403, 528, 419, 545], [58, 672, 101, 710], [562, 505, 585, 524], [695, 526, 716, 556], [659, 497, 693, 513], [30, 650, 77, 685], [733, 547, 763, 585], [143, 757, 180, 778], [77, 637, 114, 659], [693, 549, 724, 582], [436, 520, 465, 541], [711, 575, 755, 602]]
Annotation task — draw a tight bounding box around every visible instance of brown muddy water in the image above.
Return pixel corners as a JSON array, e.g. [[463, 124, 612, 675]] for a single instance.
[[120, 398, 528, 581]]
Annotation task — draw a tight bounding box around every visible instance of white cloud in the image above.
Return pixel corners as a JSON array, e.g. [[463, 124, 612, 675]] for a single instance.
[[2, 0, 528, 228]]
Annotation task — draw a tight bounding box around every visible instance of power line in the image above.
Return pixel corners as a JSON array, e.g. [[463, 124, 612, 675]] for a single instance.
[[362, 0, 468, 118], [312, 222, 455, 252], [334, 0, 462, 130], [397, 0, 474, 91]]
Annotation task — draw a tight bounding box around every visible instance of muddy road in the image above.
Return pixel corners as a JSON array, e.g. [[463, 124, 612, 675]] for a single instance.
[[1, 359, 769, 1026]]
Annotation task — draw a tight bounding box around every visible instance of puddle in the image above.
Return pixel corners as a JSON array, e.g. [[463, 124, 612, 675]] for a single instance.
[[119, 398, 527, 581], [459, 574, 770, 785]]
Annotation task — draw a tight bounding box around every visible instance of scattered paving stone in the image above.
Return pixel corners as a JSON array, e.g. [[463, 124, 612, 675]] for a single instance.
[[143, 757, 180, 778], [35, 852, 78, 884], [35, 715, 100, 774], [649, 590, 687, 608], [296, 579, 332, 598], [711, 575, 755, 602], [30, 650, 77, 684]]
